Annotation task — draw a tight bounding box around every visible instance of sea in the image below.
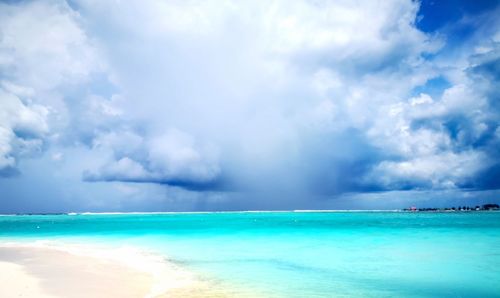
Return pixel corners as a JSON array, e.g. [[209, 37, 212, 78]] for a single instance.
[[1, 211, 499, 297]]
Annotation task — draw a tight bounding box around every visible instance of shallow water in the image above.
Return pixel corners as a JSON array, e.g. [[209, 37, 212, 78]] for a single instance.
[[1, 212, 500, 297]]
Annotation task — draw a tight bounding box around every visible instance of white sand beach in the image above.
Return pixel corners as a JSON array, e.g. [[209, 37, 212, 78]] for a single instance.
[[0, 243, 230, 298]]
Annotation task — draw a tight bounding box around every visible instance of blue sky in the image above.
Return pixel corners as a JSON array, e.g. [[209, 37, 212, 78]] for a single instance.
[[0, 0, 499, 212]]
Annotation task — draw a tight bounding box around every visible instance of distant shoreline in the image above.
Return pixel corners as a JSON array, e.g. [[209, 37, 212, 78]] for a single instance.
[[1, 208, 499, 216]]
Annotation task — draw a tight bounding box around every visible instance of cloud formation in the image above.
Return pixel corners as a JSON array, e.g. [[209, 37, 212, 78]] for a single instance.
[[83, 129, 223, 190], [0, 0, 101, 174], [0, 0, 499, 211], [0, 89, 48, 174]]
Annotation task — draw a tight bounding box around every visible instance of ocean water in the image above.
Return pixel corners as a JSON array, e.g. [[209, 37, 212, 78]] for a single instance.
[[1, 212, 500, 297]]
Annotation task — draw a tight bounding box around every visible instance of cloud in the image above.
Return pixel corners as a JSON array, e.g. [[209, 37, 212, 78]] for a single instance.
[[56, 0, 500, 196], [0, 1, 100, 90], [363, 55, 499, 190], [146, 130, 220, 183], [0, 126, 15, 170], [0, 0, 499, 211], [83, 129, 223, 191], [84, 157, 150, 182], [0, 0, 102, 174], [69, 0, 439, 188], [368, 151, 487, 189], [0, 89, 49, 174]]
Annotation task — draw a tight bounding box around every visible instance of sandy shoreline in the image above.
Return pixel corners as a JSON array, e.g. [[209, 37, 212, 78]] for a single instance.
[[0, 243, 230, 298]]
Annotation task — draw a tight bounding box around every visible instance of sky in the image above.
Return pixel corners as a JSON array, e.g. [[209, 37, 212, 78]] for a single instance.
[[0, 0, 499, 213]]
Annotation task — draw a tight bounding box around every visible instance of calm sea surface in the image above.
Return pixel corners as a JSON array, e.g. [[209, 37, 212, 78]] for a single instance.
[[1, 212, 500, 297]]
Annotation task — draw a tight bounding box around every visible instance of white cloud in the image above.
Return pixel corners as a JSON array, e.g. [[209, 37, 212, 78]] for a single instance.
[[92, 130, 143, 158], [95, 157, 150, 181], [0, 1, 101, 90], [0, 90, 49, 171], [69, 0, 497, 194], [85, 129, 221, 187], [1, 0, 499, 209], [0, 0, 103, 172], [147, 129, 220, 183], [409, 93, 433, 106], [0, 126, 15, 169], [370, 151, 486, 189]]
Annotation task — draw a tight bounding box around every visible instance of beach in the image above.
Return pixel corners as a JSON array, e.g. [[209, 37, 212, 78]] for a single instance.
[[0, 246, 154, 297], [0, 243, 231, 298], [1, 212, 500, 297]]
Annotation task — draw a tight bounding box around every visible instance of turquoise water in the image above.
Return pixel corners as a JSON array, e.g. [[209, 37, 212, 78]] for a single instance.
[[1, 212, 500, 297]]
